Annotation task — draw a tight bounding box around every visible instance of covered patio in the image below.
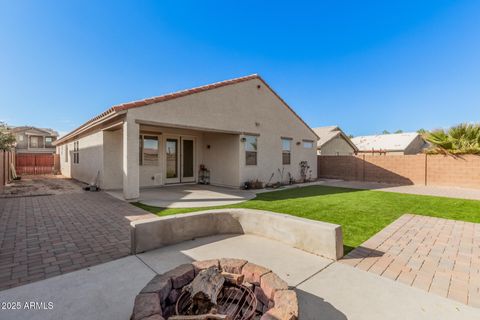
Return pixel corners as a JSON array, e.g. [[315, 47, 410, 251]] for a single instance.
[[108, 184, 256, 208]]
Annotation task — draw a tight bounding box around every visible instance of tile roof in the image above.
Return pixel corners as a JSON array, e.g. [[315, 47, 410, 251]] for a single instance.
[[351, 132, 420, 151], [56, 74, 318, 144], [312, 126, 357, 150]]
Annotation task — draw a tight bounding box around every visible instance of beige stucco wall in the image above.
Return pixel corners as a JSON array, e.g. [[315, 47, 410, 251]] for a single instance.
[[318, 137, 355, 156], [127, 78, 318, 186], [59, 131, 104, 186], [103, 129, 123, 189], [203, 132, 240, 187]]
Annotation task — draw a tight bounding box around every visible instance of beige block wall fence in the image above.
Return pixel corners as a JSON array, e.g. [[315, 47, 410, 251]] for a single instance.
[[318, 154, 480, 189]]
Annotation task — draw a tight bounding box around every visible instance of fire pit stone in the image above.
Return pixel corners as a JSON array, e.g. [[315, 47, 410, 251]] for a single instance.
[[219, 258, 248, 274], [131, 259, 299, 320], [260, 272, 288, 300], [241, 263, 271, 286], [192, 259, 220, 274], [164, 264, 195, 289], [132, 292, 163, 320]]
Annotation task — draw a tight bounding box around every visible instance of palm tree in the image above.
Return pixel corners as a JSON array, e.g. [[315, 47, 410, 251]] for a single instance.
[[426, 123, 480, 154]]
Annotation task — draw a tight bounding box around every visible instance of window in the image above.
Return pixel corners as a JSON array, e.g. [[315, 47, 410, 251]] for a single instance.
[[245, 135, 257, 165], [18, 135, 24, 142], [73, 141, 79, 164], [303, 140, 314, 148], [45, 137, 53, 147], [281, 138, 292, 165], [30, 136, 39, 148], [65, 144, 69, 162], [139, 135, 159, 166]]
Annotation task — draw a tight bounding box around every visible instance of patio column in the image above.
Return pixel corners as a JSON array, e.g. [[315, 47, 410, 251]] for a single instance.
[[123, 120, 140, 200]]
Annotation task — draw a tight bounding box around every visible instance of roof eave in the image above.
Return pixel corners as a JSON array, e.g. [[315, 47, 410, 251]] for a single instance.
[[54, 109, 125, 145]]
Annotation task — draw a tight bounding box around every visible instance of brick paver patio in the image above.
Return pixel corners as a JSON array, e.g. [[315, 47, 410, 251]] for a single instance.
[[341, 214, 480, 307], [0, 192, 154, 291]]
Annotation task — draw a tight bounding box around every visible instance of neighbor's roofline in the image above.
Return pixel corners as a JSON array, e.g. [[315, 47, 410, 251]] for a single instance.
[[55, 74, 318, 145], [317, 130, 358, 151]]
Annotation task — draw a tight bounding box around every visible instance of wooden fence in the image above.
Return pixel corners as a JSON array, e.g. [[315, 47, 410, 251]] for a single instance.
[[15, 153, 60, 175], [318, 154, 480, 189], [0, 150, 15, 188]]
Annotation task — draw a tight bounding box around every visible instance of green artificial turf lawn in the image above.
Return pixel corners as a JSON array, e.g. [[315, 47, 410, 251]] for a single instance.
[[133, 186, 480, 253]]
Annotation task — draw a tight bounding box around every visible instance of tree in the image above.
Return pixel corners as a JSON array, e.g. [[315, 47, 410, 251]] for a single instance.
[[417, 128, 428, 134], [426, 123, 480, 154], [394, 130, 403, 134], [0, 122, 15, 151], [382, 130, 390, 134]]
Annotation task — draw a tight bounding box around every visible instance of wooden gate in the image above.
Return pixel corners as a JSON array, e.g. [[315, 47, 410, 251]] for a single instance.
[[16, 153, 56, 175]]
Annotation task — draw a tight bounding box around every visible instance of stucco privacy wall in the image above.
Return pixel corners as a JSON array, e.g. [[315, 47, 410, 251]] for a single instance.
[[320, 137, 356, 156], [318, 154, 480, 188], [130, 208, 344, 260], [127, 78, 318, 185]]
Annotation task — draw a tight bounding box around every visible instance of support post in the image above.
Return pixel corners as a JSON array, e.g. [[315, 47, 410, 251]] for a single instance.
[[123, 120, 140, 200]]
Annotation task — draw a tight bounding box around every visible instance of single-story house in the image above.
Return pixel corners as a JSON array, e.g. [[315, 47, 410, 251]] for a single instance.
[[351, 132, 428, 155], [54, 75, 319, 200], [313, 126, 357, 155], [11, 126, 58, 154]]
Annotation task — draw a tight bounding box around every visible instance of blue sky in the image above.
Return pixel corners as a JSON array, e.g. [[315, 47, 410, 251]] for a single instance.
[[1, 1, 479, 136]]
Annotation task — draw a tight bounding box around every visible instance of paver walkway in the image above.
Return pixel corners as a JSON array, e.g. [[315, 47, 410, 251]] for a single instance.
[[0, 192, 155, 291], [341, 214, 480, 307]]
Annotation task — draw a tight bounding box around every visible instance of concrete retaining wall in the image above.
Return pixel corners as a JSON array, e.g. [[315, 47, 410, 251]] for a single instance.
[[130, 208, 344, 260]]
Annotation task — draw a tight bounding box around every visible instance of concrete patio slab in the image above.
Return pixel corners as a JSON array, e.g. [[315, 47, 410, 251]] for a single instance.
[[137, 234, 333, 286], [2, 233, 479, 320], [0, 256, 155, 320], [107, 184, 256, 208], [297, 262, 480, 320]]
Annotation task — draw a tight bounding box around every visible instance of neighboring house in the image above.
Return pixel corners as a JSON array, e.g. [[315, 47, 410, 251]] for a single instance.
[[351, 132, 428, 155], [11, 126, 58, 154], [54, 75, 319, 200], [313, 126, 358, 155]]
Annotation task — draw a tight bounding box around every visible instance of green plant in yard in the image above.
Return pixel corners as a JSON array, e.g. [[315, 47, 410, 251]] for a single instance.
[[426, 123, 480, 154], [0, 122, 15, 151], [134, 185, 480, 254]]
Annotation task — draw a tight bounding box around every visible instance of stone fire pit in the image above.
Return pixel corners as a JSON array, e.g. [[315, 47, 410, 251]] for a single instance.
[[131, 258, 298, 320]]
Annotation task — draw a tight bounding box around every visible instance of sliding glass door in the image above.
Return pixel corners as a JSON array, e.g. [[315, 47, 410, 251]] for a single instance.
[[164, 136, 195, 184]]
